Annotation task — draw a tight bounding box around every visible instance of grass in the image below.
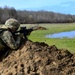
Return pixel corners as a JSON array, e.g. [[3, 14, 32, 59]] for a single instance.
[[25, 23, 75, 53]]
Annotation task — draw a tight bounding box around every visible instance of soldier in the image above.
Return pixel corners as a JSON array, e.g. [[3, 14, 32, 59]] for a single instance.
[[0, 18, 23, 52]]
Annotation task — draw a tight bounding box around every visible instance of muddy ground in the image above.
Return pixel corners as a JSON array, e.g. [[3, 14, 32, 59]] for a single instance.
[[0, 40, 75, 75]]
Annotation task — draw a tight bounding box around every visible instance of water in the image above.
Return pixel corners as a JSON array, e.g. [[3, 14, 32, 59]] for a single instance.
[[46, 31, 75, 38]]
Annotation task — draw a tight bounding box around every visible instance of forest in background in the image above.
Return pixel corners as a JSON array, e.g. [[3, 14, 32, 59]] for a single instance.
[[0, 6, 75, 24]]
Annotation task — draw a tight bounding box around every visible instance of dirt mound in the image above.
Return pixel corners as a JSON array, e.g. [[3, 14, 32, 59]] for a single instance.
[[33, 26, 47, 30], [0, 40, 75, 75], [37, 26, 46, 30]]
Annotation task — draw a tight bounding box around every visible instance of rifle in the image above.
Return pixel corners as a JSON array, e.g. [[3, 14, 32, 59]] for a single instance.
[[14, 27, 33, 38], [0, 27, 33, 37]]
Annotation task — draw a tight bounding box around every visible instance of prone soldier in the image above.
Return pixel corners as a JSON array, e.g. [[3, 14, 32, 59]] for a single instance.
[[0, 18, 33, 56]]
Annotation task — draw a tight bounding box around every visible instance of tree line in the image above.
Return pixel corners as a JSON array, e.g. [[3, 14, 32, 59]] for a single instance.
[[0, 6, 75, 24]]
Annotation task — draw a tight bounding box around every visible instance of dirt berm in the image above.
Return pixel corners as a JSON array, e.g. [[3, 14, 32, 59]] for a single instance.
[[0, 40, 75, 75]]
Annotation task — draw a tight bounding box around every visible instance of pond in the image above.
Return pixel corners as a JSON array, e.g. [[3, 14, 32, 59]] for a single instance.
[[46, 31, 75, 38]]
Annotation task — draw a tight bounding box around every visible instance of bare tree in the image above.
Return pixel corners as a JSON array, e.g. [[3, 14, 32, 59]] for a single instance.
[[0, 6, 75, 24]]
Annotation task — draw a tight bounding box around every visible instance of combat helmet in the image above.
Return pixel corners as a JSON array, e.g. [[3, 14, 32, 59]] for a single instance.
[[3, 18, 20, 30]]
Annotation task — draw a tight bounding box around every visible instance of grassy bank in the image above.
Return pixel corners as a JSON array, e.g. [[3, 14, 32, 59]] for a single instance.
[[27, 23, 75, 53]]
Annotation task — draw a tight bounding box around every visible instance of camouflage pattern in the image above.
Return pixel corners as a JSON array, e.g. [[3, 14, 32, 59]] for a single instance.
[[0, 30, 21, 50], [2, 18, 20, 30], [0, 38, 5, 51], [0, 18, 21, 51]]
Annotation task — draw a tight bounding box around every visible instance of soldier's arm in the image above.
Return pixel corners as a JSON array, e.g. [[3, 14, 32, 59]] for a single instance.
[[1, 30, 21, 50]]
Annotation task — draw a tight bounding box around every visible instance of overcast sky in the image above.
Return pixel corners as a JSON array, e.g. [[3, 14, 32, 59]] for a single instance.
[[0, 0, 75, 15]]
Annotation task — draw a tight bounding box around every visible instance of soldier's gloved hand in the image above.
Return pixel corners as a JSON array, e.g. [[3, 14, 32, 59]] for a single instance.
[[12, 32, 20, 36], [19, 33, 24, 39]]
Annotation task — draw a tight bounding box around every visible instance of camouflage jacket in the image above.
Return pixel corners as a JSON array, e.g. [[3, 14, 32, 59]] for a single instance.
[[0, 30, 21, 50]]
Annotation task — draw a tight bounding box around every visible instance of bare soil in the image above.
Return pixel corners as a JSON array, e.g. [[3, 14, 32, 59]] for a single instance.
[[33, 26, 47, 30], [0, 40, 75, 75]]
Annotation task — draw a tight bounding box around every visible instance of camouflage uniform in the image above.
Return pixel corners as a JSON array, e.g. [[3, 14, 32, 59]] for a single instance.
[[0, 18, 21, 51]]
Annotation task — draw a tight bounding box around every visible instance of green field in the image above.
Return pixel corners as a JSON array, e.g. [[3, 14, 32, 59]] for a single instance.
[[23, 23, 75, 53]]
